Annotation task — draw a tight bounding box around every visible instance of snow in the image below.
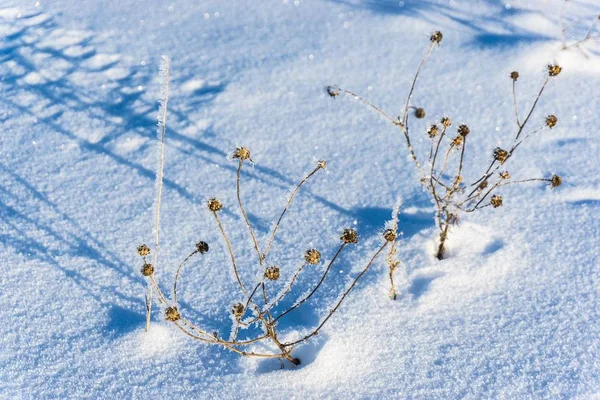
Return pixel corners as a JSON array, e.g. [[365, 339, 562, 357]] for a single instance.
[[1, 0, 599, 398]]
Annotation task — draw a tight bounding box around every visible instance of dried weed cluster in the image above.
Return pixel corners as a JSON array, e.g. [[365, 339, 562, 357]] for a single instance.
[[329, 32, 563, 260], [137, 59, 394, 366]]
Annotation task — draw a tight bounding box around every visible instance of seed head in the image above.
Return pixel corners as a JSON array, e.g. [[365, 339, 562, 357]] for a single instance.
[[493, 147, 509, 164], [510, 71, 519, 81], [458, 124, 470, 137], [304, 249, 321, 265], [141, 263, 154, 276], [165, 307, 180, 321], [232, 303, 244, 319], [196, 241, 209, 254], [548, 64, 562, 77], [137, 244, 150, 257], [441, 117, 451, 127], [326, 85, 339, 98], [427, 125, 439, 138], [415, 107, 426, 119], [451, 136, 463, 147], [317, 160, 327, 169], [264, 266, 280, 281], [233, 147, 251, 161], [340, 228, 358, 244], [208, 198, 223, 212], [545, 115, 558, 129], [490, 195, 503, 208], [499, 171, 511, 180], [383, 229, 397, 242], [430, 31, 443, 44], [551, 174, 562, 188]]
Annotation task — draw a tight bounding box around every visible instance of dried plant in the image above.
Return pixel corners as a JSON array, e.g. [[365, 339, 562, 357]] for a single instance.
[[137, 61, 395, 366], [329, 32, 563, 261], [559, 0, 600, 52]]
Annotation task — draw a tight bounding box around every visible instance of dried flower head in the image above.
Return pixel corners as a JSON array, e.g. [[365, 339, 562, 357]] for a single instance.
[[317, 160, 327, 169], [327, 85, 339, 98], [340, 228, 358, 244], [231, 303, 244, 319], [490, 195, 503, 208], [451, 136, 463, 147], [264, 266, 280, 281], [430, 31, 443, 44], [441, 117, 451, 127], [233, 147, 251, 161], [545, 115, 558, 129], [458, 124, 470, 137], [427, 124, 439, 138], [196, 241, 209, 254], [548, 64, 562, 77], [551, 174, 562, 188], [137, 244, 150, 257], [415, 107, 426, 119], [499, 171, 511, 180], [383, 229, 397, 242], [304, 249, 321, 265], [493, 148, 509, 164], [141, 263, 154, 276], [208, 198, 223, 212], [510, 71, 519, 81], [165, 307, 181, 321]]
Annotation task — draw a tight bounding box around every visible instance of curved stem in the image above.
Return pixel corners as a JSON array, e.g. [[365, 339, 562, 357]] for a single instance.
[[213, 211, 247, 294], [236, 159, 263, 266], [173, 250, 199, 306]]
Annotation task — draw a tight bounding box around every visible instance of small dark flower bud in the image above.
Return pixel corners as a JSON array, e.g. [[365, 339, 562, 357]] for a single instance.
[[441, 117, 451, 127], [264, 266, 280, 281], [490, 195, 503, 208], [340, 228, 358, 244], [548, 64, 562, 77], [232, 303, 244, 319], [458, 124, 470, 137], [427, 125, 439, 138], [545, 115, 558, 128], [317, 160, 327, 169], [499, 171, 510, 180], [451, 136, 463, 147], [415, 107, 426, 119], [326, 86, 339, 98], [137, 244, 150, 257], [551, 174, 562, 188], [430, 31, 443, 44], [165, 307, 180, 321], [208, 198, 223, 212], [141, 263, 154, 276], [383, 229, 397, 242], [493, 148, 509, 164], [196, 241, 209, 254], [233, 147, 251, 160], [304, 249, 321, 265], [510, 71, 519, 81]]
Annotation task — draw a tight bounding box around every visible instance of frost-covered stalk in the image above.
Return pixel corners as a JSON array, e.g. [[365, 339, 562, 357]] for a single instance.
[[144, 55, 170, 332], [559, 0, 600, 51], [329, 32, 563, 262]]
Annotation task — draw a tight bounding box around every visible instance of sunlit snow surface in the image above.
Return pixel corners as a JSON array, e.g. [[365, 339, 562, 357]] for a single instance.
[[1, 0, 599, 398]]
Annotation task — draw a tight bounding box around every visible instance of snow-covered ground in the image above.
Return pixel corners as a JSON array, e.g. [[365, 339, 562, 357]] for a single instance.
[[1, 0, 599, 398]]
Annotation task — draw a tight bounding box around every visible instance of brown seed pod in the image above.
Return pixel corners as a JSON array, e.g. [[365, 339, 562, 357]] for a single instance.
[[441, 117, 451, 127], [383, 229, 397, 242], [165, 307, 181, 321], [304, 249, 321, 265], [415, 108, 426, 119], [490, 195, 503, 208], [232, 303, 244, 319], [264, 266, 280, 281], [196, 241, 209, 254], [551, 174, 562, 188], [545, 115, 558, 129], [458, 124, 470, 137], [427, 125, 439, 138], [317, 160, 327, 169], [510, 71, 519, 81], [547, 64, 562, 77], [233, 147, 251, 161], [430, 31, 443, 44], [141, 263, 154, 276], [326, 86, 339, 98], [499, 171, 511, 180], [340, 228, 359, 244], [137, 244, 150, 257], [207, 198, 223, 212], [451, 136, 463, 147], [493, 148, 509, 164]]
